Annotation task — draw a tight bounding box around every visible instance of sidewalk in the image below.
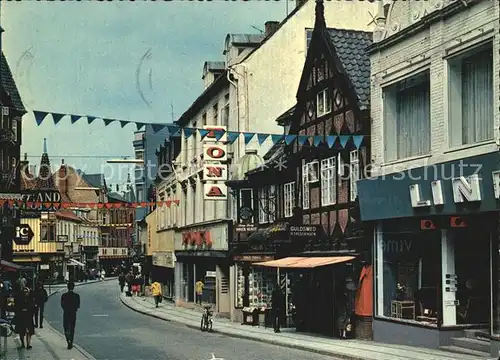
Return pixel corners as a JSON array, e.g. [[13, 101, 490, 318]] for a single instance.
[[121, 293, 495, 360], [0, 319, 94, 360]]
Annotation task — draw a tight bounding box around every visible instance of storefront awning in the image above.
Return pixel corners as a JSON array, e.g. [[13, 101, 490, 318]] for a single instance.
[[255, 256, 356, 268], [1, 260, 32, 272], [67, 259, 85, 267]]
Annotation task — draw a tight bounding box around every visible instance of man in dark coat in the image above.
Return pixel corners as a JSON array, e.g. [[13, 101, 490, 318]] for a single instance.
[[271, 284, 284, 333], [61, 282, 80, 349], [33, 282, 48, 328]]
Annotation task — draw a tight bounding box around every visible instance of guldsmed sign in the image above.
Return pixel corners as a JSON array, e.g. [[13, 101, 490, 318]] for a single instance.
[[289, 225, 318, 237]]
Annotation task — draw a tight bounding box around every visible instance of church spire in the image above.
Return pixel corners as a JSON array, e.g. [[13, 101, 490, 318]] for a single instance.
[[315, 0, 325, 28], [37, 138, 55, 189], [43, 137, 47, 154]]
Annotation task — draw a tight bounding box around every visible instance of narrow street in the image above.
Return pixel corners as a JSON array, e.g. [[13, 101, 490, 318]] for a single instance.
[[44, 281, 336, 360]]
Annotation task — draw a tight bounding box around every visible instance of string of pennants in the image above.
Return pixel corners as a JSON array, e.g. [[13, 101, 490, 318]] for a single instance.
[[32, 110, 365, 149], [2, 200, 179, 209]]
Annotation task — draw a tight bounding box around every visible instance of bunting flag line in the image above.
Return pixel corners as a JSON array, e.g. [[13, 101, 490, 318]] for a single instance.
[[4, 200, 180, 210], [32, 110, 366, 150]]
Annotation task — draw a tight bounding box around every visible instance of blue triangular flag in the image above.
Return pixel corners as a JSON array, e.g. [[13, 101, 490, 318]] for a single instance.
[[285, 135, 297, 145], [183, 128, 195, 138], [243, 133, 255, 144], [352, 135, 364, 149], [167, 125, 180, 136], [339, 135, 350, 148], [199, 129, 210, 140], [33, 111, 48, 126], [152, 124, 166, 133], [271, 135, 283, 144], [120, 120, 129, 128], [214, 130, 226, 141], [257, 134, 269, 145], [136, 122, 146, 131], [87, 116, 96, 124], [298, 135, 309, 145], [313, 136, 322, 147], [103, 118, 115, 126], [70, 115, 81, 124], [52, 113, 65, 124], [226, 131, 239, 144], [326, 135, 337, 148]]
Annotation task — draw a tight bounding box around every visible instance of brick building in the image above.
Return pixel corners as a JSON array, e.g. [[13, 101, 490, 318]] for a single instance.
[[357, 0, 499, 356]]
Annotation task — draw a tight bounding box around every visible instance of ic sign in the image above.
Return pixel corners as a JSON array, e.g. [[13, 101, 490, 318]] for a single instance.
[[14, 224, 34, 246]]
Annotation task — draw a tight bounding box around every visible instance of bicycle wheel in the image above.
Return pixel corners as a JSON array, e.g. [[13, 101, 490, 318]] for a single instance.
[[200, 316, 205, 331]]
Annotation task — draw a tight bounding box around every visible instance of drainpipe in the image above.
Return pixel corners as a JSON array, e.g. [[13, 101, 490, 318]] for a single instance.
[[227, 67, 241, 161]]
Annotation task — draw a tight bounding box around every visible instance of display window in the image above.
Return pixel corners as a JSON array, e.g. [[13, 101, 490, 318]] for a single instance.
[[375, 222, 440, 326]]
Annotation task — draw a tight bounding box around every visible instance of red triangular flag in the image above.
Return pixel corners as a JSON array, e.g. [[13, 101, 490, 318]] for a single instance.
[[173, 200, 180, 206]]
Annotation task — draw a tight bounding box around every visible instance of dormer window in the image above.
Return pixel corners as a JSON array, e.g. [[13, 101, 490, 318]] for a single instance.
[[317, 89, 332, 117]]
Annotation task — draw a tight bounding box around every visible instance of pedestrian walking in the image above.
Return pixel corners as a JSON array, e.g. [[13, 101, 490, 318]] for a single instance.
[[15, 286, 35, 349], [195, 279, 204, 305], [33, 282, 48, 328], [118, 273, 126, 293], [61, 282, 80, 349], [151, 281, 162, 307], [100, 269, 106, 281], [271, 283, 283, 333]]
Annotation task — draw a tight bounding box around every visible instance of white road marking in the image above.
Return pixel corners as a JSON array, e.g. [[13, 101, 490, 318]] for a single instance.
[[207, 354, 225, 360], [91, 314, 108, 317]]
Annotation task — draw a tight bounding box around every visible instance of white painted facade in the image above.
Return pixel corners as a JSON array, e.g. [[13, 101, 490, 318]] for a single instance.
[[226, 0, 378, 161], [370, 0, 500, 176]]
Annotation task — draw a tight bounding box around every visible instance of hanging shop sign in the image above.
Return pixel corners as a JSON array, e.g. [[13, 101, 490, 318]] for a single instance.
[[152, 251, 175, 268], [13, 224, 34, 246], [20, 190, 62, 210], [56, 235, 69, 243], [203, 126, 228, 200]]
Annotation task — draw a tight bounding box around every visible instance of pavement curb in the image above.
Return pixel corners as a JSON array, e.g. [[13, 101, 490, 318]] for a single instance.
[[47, 279, 116, 360], [119, 295, 364, 360]]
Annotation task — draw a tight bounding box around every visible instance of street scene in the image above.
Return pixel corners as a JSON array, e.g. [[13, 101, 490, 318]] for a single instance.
[[0, 0, 500, 359]]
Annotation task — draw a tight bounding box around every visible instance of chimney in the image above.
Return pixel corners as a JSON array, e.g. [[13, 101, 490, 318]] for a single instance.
[[264, 21, 279, 37], [296, 0, 307, 9], [58, 159, 67, 195]]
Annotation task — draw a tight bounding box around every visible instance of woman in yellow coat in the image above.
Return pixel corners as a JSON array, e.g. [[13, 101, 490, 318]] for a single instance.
[[151, 282, 162, 308]]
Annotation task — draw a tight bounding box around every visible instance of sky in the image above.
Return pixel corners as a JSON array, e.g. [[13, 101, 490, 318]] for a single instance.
[[2, 1, 290, 187]]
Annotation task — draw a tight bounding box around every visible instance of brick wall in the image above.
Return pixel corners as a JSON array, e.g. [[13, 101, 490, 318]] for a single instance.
[[370, 0, 500, 176]]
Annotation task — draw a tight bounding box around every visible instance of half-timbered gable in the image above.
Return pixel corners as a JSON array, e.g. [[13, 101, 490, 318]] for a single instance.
[[288, 0, 372, 251]]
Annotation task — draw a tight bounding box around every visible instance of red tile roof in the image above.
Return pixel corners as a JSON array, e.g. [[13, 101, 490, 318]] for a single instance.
[[55, 209, 81, 222]]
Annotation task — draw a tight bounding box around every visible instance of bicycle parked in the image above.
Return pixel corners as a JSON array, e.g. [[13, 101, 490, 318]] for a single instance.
[[0, 317, 16, 337], [200, 305, 213, 332]]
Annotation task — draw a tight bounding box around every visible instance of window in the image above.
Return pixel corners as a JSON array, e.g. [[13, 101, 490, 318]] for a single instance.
[[305, 161, 319, 183], [135, 150, 144, 161], [302, 164, 309, 209], [182, 187, 188, 226], [221, 94, 229, 126], [384, 71, 430, 161], [350, 150, 360, 201], [1, 107, 8, 129], [134, 132, 144, 141], [268, 185, 276, 223], [40, 221, 56, 242], [258, 188, 268, 224], [376, 221, 440, 326], [284, 182, 295, 218], [448, 45, 493, 147], [321, 157, 336, 206], [240, 189, 253, 209], [136, 186, 143, 202], [11, 119, 17, 136], [160, 196, 165, 229], [191, 185, 196, 224], [306, 29, 313, 53], [316, 89, 332, 117], [212, 104, 218, 125]]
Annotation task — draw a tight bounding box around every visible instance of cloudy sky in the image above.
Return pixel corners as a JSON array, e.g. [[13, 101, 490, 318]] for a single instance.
[[2, 1, 289, 186]]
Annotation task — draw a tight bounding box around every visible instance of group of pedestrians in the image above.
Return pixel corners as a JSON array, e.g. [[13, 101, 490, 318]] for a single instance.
[[4, 277, 81, 351]]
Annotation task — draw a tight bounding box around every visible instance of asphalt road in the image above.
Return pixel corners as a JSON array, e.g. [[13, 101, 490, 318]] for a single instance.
[[44, 281, 334, 360]]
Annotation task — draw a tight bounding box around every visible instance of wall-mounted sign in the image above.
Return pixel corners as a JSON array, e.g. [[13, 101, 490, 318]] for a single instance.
[[205, 271, 216, 277], [289, 225, 318, 237], [203, 164, 227, 181], [203, 143, 227, 162], [410, 175, 482, 208], [235, 224, 257, 232], [203, 125, 227, 143], [182, 230, 213, 249], [14, 224, 34, 246], [152, 251, 175, 268], [204, 183, 227, 200], [57, 235, 69, 243], [233, 255, 274, 262]]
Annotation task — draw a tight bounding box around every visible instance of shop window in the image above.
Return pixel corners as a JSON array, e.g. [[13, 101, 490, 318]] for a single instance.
[[384, 70, 430, 162], [235, 264, 244, 308], [249, 267, 275, 308], [375, 223, 440, 326], [448, 44, 493, 147]]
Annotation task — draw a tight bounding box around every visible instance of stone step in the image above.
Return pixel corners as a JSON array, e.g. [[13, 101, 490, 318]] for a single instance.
[[451, 337, 490, 353], [464, 329, 489, 340], [440, 345, 491, 358]]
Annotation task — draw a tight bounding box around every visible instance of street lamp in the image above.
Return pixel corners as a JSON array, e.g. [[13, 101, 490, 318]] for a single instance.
[[106, 159, 144, 164]]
